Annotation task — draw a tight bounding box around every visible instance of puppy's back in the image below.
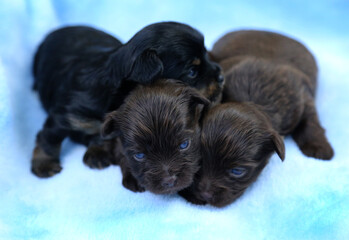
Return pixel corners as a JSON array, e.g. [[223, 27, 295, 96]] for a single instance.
[[33, 26, 123, 110], [210, 30, 317, 84]]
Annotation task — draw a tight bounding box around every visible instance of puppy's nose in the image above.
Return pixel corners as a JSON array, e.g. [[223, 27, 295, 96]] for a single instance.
[[201, 191, 213, 201], [161, 176, 177, 188]]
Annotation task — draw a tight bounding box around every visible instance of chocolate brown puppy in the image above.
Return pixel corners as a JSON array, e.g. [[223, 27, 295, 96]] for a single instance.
[[180, 30, 334, 207], [101, 80, 209, 194], [31, 22, 223, 178]]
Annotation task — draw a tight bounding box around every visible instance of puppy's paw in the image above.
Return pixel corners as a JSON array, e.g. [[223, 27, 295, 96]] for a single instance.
[[31, 157, 62, 178], [122, 174, 145, 193], [299, 140, 334, 160], [83, 146, 111, 169]]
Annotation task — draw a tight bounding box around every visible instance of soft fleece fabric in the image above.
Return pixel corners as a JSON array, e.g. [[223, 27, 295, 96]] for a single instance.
[[0, 0, 348, 239]]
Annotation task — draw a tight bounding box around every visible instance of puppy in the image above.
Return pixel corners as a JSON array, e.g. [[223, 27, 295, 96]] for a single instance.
[[32, 22, 223, 178], [180, 30, 334, 207], [101, 80, 209, 194]]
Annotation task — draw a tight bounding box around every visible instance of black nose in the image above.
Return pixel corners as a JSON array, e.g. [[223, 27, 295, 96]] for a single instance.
[[161, 176, 177, 188], [201, 191, 213, 201]]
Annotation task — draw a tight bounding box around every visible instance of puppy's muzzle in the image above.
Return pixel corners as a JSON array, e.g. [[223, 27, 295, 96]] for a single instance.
[[201, 191, 213, 202]]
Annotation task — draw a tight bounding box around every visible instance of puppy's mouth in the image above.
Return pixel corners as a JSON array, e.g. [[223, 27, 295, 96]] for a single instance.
[[143, 164, 199, 194], [196, 194, 229, 208], [148, 184, 188, 195], [144, 175, 193, 195], [195, 186, 241, 208], [160, 185, 186, 194]]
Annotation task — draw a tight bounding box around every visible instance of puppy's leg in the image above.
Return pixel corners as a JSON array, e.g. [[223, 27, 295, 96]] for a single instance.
[[83, 135, 113, 169], [119, 157, 145, 192], [31, 116, 67, 178], [292, 99, 334, 160]]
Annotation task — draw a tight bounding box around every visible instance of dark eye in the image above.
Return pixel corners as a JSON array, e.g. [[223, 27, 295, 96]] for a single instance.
[[179, 140, 190, 150], [229, 167, 247, 178], [133, 153, 145, 161], [187, 67, 198, 78]]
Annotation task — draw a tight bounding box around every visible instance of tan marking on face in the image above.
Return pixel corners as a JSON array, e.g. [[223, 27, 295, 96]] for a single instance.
[[198, 82, 223, 105], [205, 82, 220, 99], [192, 58, 201, 66]]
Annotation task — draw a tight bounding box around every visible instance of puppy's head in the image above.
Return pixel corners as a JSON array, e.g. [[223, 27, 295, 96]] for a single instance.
[[102, 80, 209, 194], [121, 21, 224, 103], [188, 103, 285, 207]]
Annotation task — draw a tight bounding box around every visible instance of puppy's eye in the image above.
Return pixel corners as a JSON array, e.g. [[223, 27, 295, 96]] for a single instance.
[[229, 167, 247, 178], [133, 153, 145, 161], [187, 67, 198, 78], [179, 140, 190, 150]]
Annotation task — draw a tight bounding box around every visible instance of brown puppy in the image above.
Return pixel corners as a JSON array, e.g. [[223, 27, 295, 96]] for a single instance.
[[180, 30, 334, 207], [101, 79, 209, 194]]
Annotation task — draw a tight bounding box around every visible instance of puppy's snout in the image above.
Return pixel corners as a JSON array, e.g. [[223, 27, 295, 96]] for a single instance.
[[161, 175, 177, 188]]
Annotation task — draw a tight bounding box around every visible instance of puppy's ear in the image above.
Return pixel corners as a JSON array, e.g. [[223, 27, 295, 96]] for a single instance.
[[207, 51, 217, 62], [270, 131, 285, 161], [184, 87, 210, 107], [183, 87, 210, 125], [101, 111, 121, 139], [128, 49, 163, 84]]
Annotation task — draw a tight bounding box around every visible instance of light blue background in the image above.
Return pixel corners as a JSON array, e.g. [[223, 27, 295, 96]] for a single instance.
[[1, 1, 348, 239]]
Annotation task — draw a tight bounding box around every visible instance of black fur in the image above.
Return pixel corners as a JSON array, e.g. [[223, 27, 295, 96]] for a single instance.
[[31, 22, 223, 178]]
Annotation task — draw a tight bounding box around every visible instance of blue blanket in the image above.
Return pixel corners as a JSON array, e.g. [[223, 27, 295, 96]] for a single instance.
[[1, 0, 348, 239]]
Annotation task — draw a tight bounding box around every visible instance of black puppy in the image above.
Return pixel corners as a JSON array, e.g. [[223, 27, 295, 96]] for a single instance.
[[102, 80, 209, 194], [32, 22, 223, 178], [180, 30, 334, 207]]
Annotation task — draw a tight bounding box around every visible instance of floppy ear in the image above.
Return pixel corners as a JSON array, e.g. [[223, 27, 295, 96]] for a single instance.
[[270, 131, 285, 161], [183, 87, 210, 125], [128, 49, 163, 84], [101, 110, 121, 139], [184, 87, 211, 107], [207, 51, 217, 62]]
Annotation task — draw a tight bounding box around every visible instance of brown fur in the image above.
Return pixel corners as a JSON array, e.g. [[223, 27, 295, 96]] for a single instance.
[[180, 30, 334, 207], [192, 58, 201, 66], [102, 79, 210, 194]]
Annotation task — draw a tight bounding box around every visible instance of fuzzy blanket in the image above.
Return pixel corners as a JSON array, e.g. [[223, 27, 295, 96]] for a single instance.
[[1, 0, 348, 239]]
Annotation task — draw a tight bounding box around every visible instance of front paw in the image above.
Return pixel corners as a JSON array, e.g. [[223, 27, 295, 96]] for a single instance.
[[299, 140, 334, 160], [122, 174, 145, 193], [31, 160, 62, 178], [83, 146, 111, 169], [31, 146, 62, 178]]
